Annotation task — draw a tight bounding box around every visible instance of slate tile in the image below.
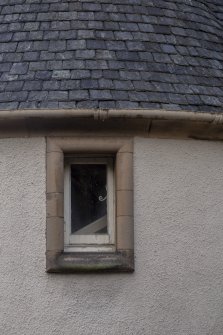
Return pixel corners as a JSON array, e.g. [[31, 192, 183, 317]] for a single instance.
[[116, 100, 139, 108], [23, 80, 42, 91], [40, 101, 59, 108], [10, 62, 28, 75], [86, 60, 108, 70], [161, 44, 177, 54], [140, 102, 161, 108], [82, 3, 101, 11], [99, 101, 116, 109], [49, 41, 66, 52], [69, 90, 89, 100], [23, 22, 39, 31], [35, 71, 52, 80], [29, 61, 46, 71], [96, 50, 115, 60], [76, 50, 95, 59], [161, 103, 181, 110], [77, 100, 98, 108], [116, 51, 139, 61], [0, 33, 13, 42], [0, 102, 19, 109], [0, 42, 17, 52], [1, 73, 18, 81], [106, 41, 125, 51], [107, 60, 125, 70], [98, 78, 114, 89], [133, 80, 155, 91], [200, 95, 221, 106], [47, 60, 63, 70], [44, 31, 60, 40], [95, 30, 114, 40], [81, 79, 98, 89], [91, 70, 102, 79], [153, 53, 172, 63], [126, 41, 145, 51], [40, 51, 55, 61], [56, 51, 74, 60], [114, 80, 133, 90], [0, 82, 6, 92], [112, 90, 128, 100], [60, 80, 80, 90], [78, 12, 94, 20], [59, 101, 76, 108], [103, 70, 120, 80], [50, 3, 69, 12], [32, 41, 49, 51], [0, 91, 28, 102], [87, 40, 106, 49], [120, 70, 141, 80], [71, 69, 90, 79], [168, 93, 188, 104], [119, 22, 139, 32], [186, 95, 202, 105], [171, 54, 188, 65], [59, 30, 77, 40], [52, 70, 71, 79], [28, 90, 48, 101], [23, 51, 39, 61], [63, 60, 85, 70], [78, 30, 95, 39], [48, 91, 68, 101], [90, 90, 112, 100], [88, 21, 103, 29], [5, 81, 23, 91], [9, 22, 23, 31], [43, 80, 60, 90], [104, 22, 119, 30], [138, 52, 153, 62], [94, 12, 109, 21], [0, 63, 12, 72], [51, 21, 70, 30], [69, 2, 82, 11], [138, 23, 154, 33], [4, 14, 20, 22], [67, 40, 86, 50], [20, 101, 38, 110], [114, 31, 133, 40]]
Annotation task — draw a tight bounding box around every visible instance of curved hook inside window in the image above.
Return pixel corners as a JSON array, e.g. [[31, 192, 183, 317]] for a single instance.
[[99, 185, 107, 202]]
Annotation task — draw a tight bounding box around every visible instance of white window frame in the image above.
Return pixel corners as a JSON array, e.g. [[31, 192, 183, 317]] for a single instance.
[[64, 156, 115, 252]]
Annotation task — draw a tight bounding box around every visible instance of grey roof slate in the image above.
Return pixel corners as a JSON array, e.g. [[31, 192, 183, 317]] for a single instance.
[[0, 0, 223, 112]]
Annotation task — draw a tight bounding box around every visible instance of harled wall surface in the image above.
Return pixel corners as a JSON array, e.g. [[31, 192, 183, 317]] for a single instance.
[[0, 137, 223, 335]]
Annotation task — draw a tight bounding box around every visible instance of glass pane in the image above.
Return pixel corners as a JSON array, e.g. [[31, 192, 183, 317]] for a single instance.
[[71, 164, 107, 235]]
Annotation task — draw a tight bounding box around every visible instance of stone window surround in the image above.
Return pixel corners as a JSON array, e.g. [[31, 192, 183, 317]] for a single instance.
[[46, 136, 134, 273]]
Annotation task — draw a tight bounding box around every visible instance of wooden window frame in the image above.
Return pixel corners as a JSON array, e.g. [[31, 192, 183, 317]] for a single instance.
[[46, 136, 134, 273]]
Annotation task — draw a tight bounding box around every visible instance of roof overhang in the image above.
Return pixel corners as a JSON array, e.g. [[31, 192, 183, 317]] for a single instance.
[[0, 109, 223, 140]]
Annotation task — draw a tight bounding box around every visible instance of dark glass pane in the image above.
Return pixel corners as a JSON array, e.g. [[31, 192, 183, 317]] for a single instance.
[[71, 164, 107, 235]]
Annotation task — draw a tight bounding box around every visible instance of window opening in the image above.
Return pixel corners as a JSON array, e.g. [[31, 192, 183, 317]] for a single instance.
[[71, 164, 107, 235], [64, 157, 115, 251]]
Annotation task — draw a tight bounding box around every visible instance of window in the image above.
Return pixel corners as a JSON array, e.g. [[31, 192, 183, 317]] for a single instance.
[[46, 137, 134, 273], [64, 156, 115, 252]]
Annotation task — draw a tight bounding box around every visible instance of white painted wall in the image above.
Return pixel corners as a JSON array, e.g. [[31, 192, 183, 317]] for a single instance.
[[1, 137, 223, 335]]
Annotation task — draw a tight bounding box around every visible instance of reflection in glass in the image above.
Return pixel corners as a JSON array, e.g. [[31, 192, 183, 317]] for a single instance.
[[71, 164, 107, 235]]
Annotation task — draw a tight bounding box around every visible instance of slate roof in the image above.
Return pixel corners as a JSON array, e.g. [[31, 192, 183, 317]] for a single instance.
[[0, 0, 223, 112]]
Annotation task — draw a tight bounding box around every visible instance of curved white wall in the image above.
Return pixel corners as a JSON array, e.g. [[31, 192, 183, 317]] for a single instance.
[[0, 137, 223, 335]]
